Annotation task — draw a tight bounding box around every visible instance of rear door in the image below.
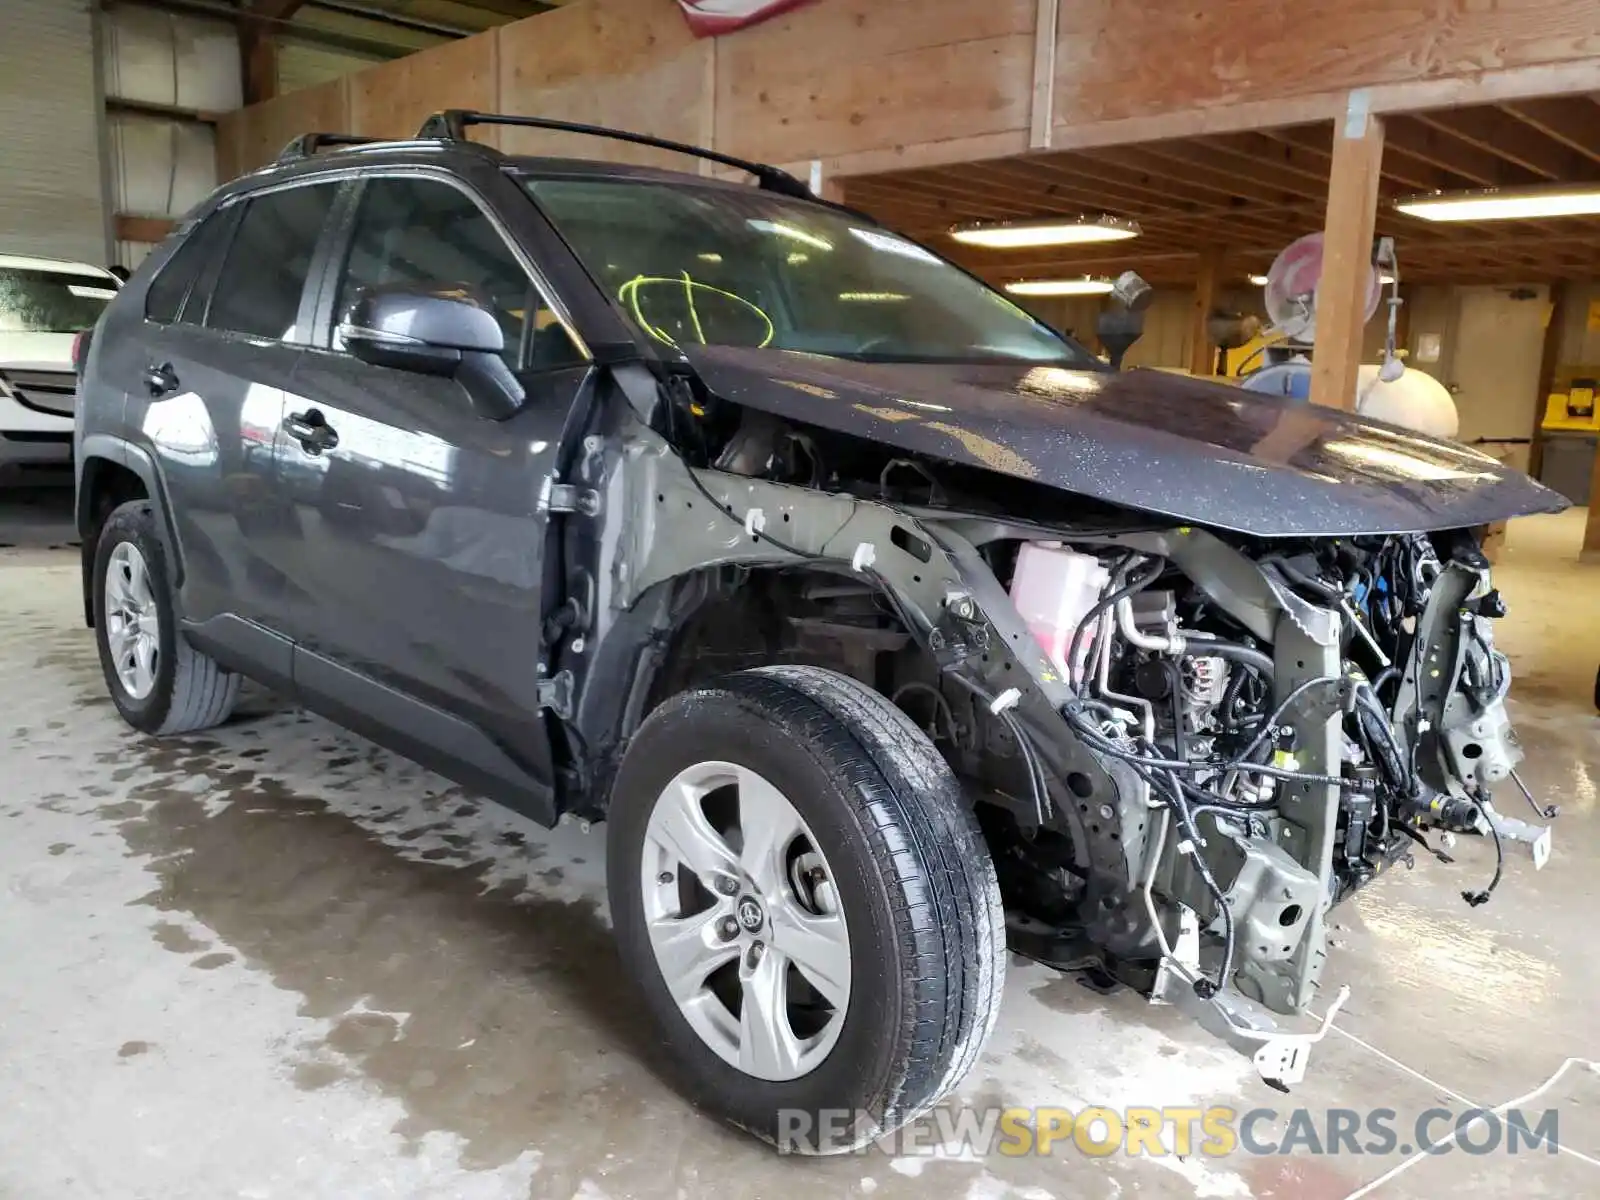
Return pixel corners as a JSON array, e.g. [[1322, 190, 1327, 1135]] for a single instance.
[[131, 180, 341, 681], [280, 171, 592, 816]]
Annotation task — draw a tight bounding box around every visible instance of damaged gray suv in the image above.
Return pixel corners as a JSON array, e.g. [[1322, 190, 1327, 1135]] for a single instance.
[[76, 110, 1565, 1151]]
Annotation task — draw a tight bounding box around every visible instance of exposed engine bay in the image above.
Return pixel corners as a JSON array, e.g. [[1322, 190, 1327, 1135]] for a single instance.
[[562, 359, 1564, 1090]]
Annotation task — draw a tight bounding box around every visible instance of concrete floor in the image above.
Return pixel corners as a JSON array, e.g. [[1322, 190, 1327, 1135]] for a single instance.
[[2, 500, 1597, 1200]]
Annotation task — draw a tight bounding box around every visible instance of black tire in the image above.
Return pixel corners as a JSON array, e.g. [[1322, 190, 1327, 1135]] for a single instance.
[[606, 665, 1005, 1153], [92, 500, 240, 735]]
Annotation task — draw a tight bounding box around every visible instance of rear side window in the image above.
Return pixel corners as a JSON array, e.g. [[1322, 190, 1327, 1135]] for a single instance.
[[207, 182, 338, 341], [144, 210, 234, 324]]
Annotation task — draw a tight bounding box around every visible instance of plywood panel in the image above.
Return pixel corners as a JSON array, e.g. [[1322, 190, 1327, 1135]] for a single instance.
[[716, 0, 1036, 163], [1054, 0, 1600, 130], [496, 0, 712, 169], [214, 75, 349, 179], [347, 33, 498, 143]]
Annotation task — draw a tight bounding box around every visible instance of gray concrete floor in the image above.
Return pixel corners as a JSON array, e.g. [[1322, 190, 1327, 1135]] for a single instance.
[[2, 503, 1597, 1199]]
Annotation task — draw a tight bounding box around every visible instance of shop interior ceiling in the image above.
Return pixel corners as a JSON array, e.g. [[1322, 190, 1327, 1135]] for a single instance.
[[844, 96, 1600, 289]]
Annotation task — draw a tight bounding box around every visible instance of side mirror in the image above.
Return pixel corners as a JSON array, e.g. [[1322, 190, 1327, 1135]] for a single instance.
[[340, 284, 525, 419]]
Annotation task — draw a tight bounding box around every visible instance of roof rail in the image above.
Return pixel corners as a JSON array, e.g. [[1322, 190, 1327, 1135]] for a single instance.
[[276, 132, 383, 163], [415, 109, 814, 200]]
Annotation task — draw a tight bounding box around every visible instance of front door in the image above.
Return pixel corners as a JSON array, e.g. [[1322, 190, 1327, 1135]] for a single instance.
[[280, 173, 592, 816]]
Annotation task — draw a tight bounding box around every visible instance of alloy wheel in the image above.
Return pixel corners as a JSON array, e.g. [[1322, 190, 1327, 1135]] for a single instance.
[[104, 541, 160, 700], [639, 760, 851, 1081]]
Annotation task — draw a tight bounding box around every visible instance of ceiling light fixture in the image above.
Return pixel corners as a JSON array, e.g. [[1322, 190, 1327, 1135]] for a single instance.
[[1251, 271, 1393, 286], [1395, 184, 1600, 223], [1004, 277, 1116, 297], [951, 216, 1141, 249], [838, 291, 911, 302]]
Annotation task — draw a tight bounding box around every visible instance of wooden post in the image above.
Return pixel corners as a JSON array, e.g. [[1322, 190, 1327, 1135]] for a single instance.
[[1529, 281, 1568, 481], [1188, 247, 1221, 376], [1311, 98, 1385, 411], [1584, 452, 1600, 564], [241, 28, 278, 105]]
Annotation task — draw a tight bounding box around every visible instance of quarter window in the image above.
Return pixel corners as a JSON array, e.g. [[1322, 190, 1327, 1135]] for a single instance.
[[207, 183, 338, 341], [334, 176, 582, 372], [144, 209, 235, 325]]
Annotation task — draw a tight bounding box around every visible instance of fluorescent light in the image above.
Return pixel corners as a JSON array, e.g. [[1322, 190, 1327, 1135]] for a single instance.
[[1395, 184, 1600, 222], [68, 284, 118, 299], [697, 252, 723, 264], [1004, 277, 1115, 297], [786, 252, 809, 265], [748, 219, 833, 251], [1253, 271, 1393, 286], [951, 216, 1140, 249], [838, 291, 910, 302]]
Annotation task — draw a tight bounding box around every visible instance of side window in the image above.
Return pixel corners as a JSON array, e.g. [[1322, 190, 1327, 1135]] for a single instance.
[[334, 176, 583, 372], [207, 182, 338, 341], [144, 209, 234, 325]]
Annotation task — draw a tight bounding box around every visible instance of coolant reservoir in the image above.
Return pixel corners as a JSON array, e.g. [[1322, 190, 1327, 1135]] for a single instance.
[[1009, 542, 1110, 684]]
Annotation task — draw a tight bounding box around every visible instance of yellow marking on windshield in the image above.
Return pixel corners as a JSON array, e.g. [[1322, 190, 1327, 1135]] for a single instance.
[[616, 274, 774, 349], [682, 271, 706, 345]]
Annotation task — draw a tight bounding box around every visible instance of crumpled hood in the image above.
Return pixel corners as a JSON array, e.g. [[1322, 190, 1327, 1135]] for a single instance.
[[681, 345, 1567, 537]]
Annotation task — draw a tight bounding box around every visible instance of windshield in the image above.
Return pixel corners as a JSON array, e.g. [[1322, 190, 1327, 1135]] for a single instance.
[[0, 268, 116, 334], [523, 176, 1091, 366]]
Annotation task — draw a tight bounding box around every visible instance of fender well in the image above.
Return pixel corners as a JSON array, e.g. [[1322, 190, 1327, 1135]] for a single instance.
[[76, 439, 165, 627]]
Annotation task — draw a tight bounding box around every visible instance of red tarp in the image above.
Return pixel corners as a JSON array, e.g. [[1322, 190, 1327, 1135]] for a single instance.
[[676, 0, 818, 36]]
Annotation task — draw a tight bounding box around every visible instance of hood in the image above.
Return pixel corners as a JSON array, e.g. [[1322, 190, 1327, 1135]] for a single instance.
[[0, 332, 74, 372], [681, 346, 1567, 538]]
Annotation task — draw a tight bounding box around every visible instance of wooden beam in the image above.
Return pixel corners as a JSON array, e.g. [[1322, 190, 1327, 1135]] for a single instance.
[[1311, 103, 1384, 411], [1502, 97, 1600, 166], [240, 25, 278, 105], [1415, 106, 1579, 181], [1188, 247, 1222, 376], [114, 215, 176, 243], [106, 96, 221, 125], [1529, 281, 1569, 482], [238, 0, 300, 106]]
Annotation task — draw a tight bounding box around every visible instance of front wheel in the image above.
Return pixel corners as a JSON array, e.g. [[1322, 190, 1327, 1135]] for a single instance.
[[606, 666, 1005, 1152]]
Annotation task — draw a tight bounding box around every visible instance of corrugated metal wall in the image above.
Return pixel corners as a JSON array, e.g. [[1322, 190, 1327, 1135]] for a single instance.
[[0, 0, 108, 262], [101, 4, 241, 269]]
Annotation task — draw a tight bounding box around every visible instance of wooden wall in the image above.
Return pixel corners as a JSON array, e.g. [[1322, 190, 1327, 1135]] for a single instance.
[[215, 0, 1600, 182], [1050, 0, 1600, 146]]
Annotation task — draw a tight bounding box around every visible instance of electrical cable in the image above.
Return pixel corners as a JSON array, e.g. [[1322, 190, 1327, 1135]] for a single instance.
[[1457, 790, 1505, 907]]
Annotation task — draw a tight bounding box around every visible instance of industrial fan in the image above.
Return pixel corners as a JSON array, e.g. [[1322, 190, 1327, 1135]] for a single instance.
[[1239, 233, 1458, 437]]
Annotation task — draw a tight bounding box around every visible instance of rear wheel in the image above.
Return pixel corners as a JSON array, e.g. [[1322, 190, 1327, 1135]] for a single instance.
[[607, 665, 1005, 1152], [92, 500, 240, 735]]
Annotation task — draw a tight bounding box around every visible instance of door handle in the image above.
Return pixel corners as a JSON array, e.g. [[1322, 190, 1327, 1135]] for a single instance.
[[283, 409, 339, 454], [144, 362, 179, 397]]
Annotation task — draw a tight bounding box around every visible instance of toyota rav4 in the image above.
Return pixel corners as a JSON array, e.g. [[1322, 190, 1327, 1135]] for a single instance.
[[74, 110, 1565, 1152]]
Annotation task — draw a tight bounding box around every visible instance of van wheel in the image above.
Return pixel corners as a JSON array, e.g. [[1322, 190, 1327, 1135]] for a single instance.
[[606, 666, 1005, 1153], [92, 500, 240, 735]]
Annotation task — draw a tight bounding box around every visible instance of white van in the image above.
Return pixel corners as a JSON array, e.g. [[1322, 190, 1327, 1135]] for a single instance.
[[0, 255, 121, 471]]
